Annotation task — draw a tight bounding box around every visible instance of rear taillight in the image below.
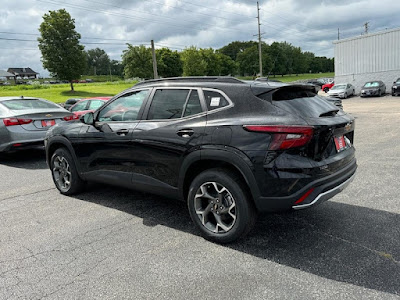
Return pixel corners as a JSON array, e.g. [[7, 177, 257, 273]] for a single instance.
[[63, 114, 80, 121], [3, 118, 33, 126], [244, 125, 314, 150]]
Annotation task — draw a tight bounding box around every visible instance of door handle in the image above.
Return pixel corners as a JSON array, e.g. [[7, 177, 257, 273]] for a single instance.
[[116, 129, 129, 136], [177, 129, 194, 138]]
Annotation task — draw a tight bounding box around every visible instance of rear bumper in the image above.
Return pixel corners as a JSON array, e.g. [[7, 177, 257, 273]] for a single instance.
[[0, 139, 45, 153], [254, 157, 357, 212]]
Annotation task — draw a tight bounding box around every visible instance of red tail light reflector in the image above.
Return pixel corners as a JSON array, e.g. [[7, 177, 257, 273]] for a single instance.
[[3, 118, 33, 126], [294, 188, 315, 204], [63, 114, 80, 121], [244, 125, 314, 150]]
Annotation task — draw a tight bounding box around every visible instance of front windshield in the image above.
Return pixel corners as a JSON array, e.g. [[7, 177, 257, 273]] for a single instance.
[[396, 78, 400, 84], [331, 85, 345, 90], [364, 82, 379, 88]]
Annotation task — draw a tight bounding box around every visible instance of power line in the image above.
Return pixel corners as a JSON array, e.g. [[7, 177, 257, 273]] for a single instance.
[[0, 31, 187, 50], [35, 0, 252, 35]]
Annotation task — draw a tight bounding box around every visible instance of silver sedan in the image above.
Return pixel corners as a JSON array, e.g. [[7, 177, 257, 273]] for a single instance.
[[327, 83, 355, 99], [0, 96, 72, 153]]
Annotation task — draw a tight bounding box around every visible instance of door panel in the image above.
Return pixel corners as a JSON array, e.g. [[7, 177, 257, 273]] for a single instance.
[[71, 89, 151, 185], [131, 88, 206, 193]]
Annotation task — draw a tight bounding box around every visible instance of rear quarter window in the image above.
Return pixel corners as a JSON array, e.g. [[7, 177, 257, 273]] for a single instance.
[[203, 90, 230, 111]]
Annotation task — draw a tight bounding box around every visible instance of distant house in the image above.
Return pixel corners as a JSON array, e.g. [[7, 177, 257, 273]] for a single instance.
[[0, 70, 16, 79], [7, 68, 39, 79]]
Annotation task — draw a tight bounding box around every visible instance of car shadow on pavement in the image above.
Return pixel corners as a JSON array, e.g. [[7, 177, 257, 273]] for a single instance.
[[0, 149, 48, 169], [75, 183, 400, 296]]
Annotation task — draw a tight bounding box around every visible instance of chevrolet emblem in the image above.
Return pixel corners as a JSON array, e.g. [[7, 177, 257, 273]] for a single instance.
[[45, 114, 53, 117]]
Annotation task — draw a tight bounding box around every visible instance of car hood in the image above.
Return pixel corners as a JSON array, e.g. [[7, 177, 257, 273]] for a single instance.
[[328, 88, 345, 94], [362, 86, 380, 90]]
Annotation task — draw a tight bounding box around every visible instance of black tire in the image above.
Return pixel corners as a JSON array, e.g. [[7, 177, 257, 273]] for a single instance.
[[344, 92, 347, 99], [378, 90, 382, 97], [187, 168, 257, 243], [324, 87, 329, 93], [50, 148, 85, 195]]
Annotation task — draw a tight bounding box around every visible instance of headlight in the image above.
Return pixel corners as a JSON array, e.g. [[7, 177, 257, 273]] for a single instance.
[[394, 86, 397, 89], [361, 90, 365, 93]]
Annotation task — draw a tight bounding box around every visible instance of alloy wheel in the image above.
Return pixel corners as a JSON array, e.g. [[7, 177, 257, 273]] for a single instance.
[[194, 182, 237, 234], [52, 155, 71, 191]]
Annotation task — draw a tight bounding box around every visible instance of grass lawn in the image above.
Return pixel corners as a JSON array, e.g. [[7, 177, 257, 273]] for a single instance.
[[0, 81, 135, 103], [238, 72, 334, 82]]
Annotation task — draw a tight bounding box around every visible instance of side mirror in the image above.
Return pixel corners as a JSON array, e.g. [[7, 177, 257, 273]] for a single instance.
[[81, 112, 94, 125]]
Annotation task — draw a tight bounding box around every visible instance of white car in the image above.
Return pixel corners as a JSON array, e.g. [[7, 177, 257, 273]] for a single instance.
[[327, 83, 355, 99]]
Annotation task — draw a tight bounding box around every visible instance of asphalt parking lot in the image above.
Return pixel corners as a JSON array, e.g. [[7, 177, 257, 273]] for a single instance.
[[0, 95, 399, 299]]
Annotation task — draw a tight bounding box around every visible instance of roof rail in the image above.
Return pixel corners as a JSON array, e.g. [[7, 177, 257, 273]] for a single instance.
[[134, 76, 244, 87]]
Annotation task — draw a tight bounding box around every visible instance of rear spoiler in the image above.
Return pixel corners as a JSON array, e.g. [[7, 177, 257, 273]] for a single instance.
[[251, 84, 318, 101]]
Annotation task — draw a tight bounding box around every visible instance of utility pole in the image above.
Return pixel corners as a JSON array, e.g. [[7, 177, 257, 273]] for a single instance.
[[364, 22, 369, 34], [257, 1, 262, 77], [337, 28, 340, 40], [151, 40, 158, 79]]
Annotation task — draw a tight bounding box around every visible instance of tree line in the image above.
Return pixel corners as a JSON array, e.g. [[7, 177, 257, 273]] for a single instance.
[[84, 41, 333, 79], [37, 9, 333, 91]]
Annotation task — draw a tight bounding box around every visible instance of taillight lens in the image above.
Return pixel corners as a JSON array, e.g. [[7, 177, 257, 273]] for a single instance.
[[244, 125, 314, 150], [63, 114, 80, 121], [3, 118, 33, 126]]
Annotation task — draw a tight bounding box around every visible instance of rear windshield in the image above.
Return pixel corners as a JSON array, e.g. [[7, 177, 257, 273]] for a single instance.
[[1, 99, 60, 110]]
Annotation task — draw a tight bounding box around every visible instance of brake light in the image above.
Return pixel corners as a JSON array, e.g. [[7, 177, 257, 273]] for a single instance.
[[3, 118, 33, 126], [63, 114, 80, 121], [244, 125, 314, 150]]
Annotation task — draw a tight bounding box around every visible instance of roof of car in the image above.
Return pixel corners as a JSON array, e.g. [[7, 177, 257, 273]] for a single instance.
[[0, 96, 39, 102], [81, 97, 112, 101]]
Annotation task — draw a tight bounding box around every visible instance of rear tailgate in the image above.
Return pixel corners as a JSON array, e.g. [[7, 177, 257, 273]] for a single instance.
[[11, 109, 72, 131], [256, 85, 355, 171]]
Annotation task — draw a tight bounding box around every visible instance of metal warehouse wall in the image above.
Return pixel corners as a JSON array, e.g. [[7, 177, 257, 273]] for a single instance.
[[334, 28, 400, 93]]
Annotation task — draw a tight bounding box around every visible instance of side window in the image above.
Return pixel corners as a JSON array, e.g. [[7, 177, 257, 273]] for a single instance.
[[147, 89, 189, 120], [88, 100, 106, 110], [183, 90, 202, 117], [203, 90, 229, 111], [98, 90, 149, 122], [71, 101, 88, 112]]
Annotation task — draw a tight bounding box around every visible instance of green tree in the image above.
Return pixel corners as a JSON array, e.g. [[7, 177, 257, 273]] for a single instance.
[[219, 41, 258, 61], [217, 53, 237, 76], [156, 48, 183, 77], [181, 46, 207, 76], [236, 44, 272, 76], [122, 44, 153, 79], [38, 9, 86, 91], [200, 48, 222, 76], [86, 48, 110, 75], [110, 60, 124, 77]]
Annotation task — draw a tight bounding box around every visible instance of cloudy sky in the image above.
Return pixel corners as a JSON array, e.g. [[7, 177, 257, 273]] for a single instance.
[[1, 0, 400, 77]]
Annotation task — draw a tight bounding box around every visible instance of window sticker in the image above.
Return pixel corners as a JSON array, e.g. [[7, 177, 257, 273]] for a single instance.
[[210, 97, 220, 107]]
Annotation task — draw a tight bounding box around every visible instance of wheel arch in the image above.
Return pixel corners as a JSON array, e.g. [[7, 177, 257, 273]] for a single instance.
[[179, 148, 260, 207], [46, 136, 82, 173]]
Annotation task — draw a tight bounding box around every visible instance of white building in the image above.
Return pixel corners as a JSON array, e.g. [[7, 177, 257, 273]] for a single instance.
[[334, 27, 400, 94]]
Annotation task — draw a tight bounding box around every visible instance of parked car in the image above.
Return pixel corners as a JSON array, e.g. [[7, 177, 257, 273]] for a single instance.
[[66, 97, 111, 120], [360, 81, 386, 97], [391, 78, 400, 96], [322, 82, 335, 93], [306, 79, 325, 87], [45, 77, 357, 243], [255, 77, 282, 83], [317, 95, 343, 110], [63, 98, 81, 110], [0, 96, 72, 153], [327, 83, 355, 99]]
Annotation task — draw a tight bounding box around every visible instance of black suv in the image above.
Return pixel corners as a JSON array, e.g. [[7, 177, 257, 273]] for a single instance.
[[45, 77, 357, 243]]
